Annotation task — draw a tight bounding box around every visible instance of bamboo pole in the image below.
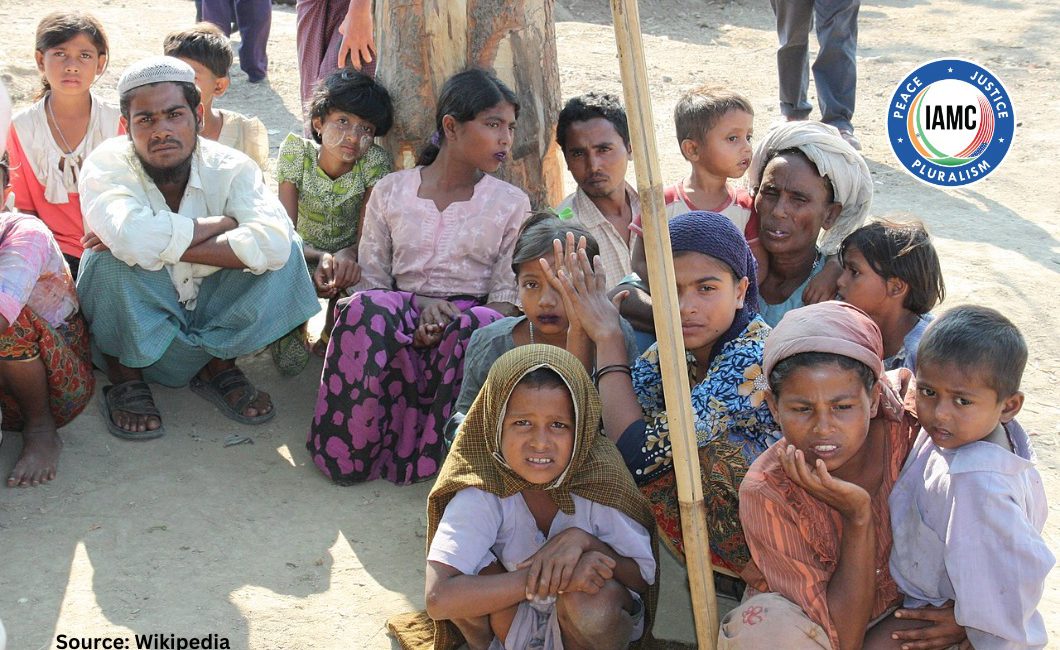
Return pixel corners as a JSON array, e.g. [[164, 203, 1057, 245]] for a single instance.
[[608, 1, 720, 647]]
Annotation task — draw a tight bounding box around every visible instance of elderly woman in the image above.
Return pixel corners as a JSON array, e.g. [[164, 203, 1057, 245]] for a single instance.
[[543, 211, 779, 582], [748, 122, 872, 326], [0, 83, 93, 487]]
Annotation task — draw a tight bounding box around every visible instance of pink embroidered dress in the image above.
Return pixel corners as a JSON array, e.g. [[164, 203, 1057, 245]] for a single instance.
[[307, 167, 530, 485]]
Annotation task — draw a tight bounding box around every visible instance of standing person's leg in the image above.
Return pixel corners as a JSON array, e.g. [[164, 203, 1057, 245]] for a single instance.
[[234, 0, 272, 82], [201, 0, 236, 36], [297, 0, 348, 126], [813, 0, 860, 135], [771, 0, 815, 121]]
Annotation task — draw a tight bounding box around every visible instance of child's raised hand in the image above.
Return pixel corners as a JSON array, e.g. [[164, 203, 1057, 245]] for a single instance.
[[549, 233, 586, 333], [777, 441, 871, 523], [518, 527, 591, 599], [540, 243, 624, 344], [562, 550, 616, 595]]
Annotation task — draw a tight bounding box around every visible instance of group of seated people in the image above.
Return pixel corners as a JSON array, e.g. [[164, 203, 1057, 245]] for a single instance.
[[0, 9, 1052, 650]]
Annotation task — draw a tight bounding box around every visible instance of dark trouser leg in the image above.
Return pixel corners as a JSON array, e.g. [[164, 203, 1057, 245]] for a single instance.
[[813, 0, 859, 132], [771, 0, 814, 120], [234, 0, 272, 81], [202, 0, 237, 35]]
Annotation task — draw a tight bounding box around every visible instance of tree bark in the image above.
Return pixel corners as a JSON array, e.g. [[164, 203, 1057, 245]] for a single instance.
[[375, 0, 564, 209]]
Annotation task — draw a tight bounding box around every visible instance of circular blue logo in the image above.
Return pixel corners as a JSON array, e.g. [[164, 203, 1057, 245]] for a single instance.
[[887, 59, 1014, 187]]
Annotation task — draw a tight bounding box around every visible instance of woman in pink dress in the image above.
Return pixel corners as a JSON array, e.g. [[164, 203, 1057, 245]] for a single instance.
[[307, 69, 531, 485]]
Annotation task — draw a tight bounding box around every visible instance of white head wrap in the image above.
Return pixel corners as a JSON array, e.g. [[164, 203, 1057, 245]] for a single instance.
[[748, 121, 873, 255], [117, 56, 196, 96]]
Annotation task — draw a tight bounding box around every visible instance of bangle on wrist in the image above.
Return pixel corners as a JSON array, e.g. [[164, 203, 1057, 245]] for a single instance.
[[594, 363, 631, 383]]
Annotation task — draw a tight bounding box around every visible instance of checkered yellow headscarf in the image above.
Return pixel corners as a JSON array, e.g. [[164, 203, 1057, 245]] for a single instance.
[[426, 344, 659, 648]]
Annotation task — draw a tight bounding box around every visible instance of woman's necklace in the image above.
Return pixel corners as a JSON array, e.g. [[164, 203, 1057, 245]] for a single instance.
[[46, 95, 79, 157], [529, 320, 535, 344]]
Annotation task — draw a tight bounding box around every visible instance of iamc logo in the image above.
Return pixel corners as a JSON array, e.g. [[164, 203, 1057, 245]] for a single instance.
[[888, 59, 1014, 187]]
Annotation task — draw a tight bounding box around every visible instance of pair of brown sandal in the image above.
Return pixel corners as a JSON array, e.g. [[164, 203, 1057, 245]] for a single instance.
[[100, 368, 274, 440]]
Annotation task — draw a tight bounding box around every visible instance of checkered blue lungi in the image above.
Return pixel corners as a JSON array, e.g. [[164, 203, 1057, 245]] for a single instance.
[[77, 242, 319, 387]]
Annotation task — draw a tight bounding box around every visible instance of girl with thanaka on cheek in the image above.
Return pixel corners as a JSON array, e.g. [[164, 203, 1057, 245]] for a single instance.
[[272, 68, 394, 374], [423, 345, 657, 650], [720, 301, 966, 650]]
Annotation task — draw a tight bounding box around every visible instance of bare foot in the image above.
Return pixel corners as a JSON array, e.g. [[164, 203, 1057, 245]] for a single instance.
[[8, 424, 62, 487]]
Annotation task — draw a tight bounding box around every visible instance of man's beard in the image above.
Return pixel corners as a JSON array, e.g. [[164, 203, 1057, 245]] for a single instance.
[[134, 138, 196, 187]]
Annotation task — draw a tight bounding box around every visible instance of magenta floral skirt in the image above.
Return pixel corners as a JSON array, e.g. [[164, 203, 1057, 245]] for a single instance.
[[307, 290, 500, 485]]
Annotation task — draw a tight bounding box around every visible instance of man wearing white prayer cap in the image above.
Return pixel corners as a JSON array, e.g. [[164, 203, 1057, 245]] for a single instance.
[[76, 56, 318, 439]]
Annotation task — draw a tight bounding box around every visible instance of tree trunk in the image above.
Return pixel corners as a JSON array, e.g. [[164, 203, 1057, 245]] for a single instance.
[[375, 0, 564, 209]]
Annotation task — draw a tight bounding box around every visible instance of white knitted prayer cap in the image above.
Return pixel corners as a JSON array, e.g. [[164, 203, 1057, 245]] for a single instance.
[[117, 56, 196, 96]]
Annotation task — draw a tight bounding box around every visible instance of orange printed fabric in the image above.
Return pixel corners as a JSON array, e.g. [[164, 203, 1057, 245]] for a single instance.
[[738, 415, 915, 649], [0, 307, 93, 430]]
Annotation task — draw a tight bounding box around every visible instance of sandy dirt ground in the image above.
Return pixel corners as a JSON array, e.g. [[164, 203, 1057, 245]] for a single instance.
[[0, 0, 1057, 648]]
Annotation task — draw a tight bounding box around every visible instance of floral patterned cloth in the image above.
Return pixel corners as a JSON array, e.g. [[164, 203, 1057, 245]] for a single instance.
[[0, 306, 93, 431], [307, 291, 501, 485], [275, 132, 392, 254], [627, 315, 780, 571], [629, 316, 779, 481]]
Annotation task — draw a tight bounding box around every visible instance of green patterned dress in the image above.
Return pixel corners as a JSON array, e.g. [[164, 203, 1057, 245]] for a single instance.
[[275, 132, 393, 258]]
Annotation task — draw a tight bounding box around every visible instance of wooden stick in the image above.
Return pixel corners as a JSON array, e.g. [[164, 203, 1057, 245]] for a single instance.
[[607, 1, 720, 647]]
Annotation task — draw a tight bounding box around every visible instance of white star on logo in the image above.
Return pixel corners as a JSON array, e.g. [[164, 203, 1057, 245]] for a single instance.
[[999, 137, 1005, 143], [948, 67, 954, 73], [897, 137, 904, 143]]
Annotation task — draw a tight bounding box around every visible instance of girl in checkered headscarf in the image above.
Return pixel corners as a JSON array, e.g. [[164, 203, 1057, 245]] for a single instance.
[[423, 345, 658, 650]]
